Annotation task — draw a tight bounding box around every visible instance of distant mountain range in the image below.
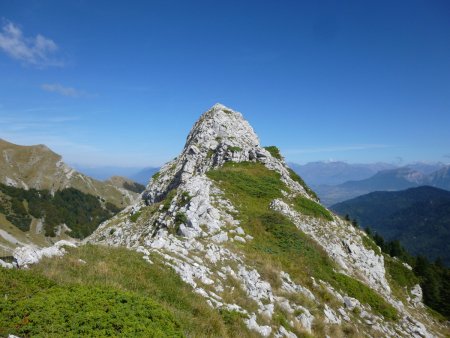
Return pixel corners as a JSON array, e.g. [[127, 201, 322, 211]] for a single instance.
[[331, 186, 450, 266], [74, 164, 159, 185], [290, 161, 450, 206], [289, 161, 397, 186], [129, 167, 159, 185]]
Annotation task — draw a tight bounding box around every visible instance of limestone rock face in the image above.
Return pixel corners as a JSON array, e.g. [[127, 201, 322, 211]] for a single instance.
[[88, 104, 445, 337]]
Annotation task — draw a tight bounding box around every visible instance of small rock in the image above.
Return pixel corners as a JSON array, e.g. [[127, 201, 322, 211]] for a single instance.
[[343, 296, 359, 311], [211, 232, 228, 243], [234, 235, 246, 243], [236, 227, 245, 235], [324, 304, 341, 325], [245, 314, 272, 337], [276, 325, 297, 338], [296, 310, 314, 333]]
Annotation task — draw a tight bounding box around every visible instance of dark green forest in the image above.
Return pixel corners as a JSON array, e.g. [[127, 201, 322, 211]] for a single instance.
[[331, 186, 450, 266], [0, 183, 120, 238], [349, 218, 450, 319]]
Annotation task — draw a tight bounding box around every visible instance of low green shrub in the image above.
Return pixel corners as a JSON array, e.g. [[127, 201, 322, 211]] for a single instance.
[[361, 235, 381, 254], [264, 146, 283, 160], [180, 192, 192, 207], [175, 212, 188, 226], [0, 270, 182, 337], [130, 211, 141, 222], [292, 196, 333, 221], [219, 309, 248, 324], [385, 258, 419, 289], [162, 190, 176, 211], [6, 214, 32, 231], [331, 273, 398, 320], [228, 146, 242, 152], [287, 168, 319, 200]]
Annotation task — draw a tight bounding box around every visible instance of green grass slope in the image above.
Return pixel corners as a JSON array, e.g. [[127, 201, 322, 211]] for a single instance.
[[0, 245, 255, 337], [207, 162, 397, 322]]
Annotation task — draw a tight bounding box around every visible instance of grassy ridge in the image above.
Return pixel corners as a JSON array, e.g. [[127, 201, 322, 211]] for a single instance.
[[207, 162, 397, 320]]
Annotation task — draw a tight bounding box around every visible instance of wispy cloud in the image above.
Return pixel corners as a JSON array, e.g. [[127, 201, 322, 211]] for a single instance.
[[0, 114, 79, 131], [40, 83, 91, 98], [0, 20, 61, 67], [284, 144, 390, 155]]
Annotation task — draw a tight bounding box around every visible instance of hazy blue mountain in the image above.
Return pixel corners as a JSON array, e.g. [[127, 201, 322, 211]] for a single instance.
[[72, 165, 145, 181], [331, 186, 450, 266], [314, 167, 425, 206], [289, 161, 397, 186], [405, 162, 447, 175], [129, 167, 159, 185], [339, 167, 427, 189], [72, 164, 159, 185], [313, 165, 450, 206], [429, 165, 450, 190]]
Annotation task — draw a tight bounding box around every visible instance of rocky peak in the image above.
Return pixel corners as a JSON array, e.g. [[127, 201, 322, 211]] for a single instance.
[[184, 103, 260, 152], [144, 104, 299, 204]]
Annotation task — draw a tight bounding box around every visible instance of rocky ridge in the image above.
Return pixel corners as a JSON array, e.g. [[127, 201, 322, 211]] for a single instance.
[[88, 104, 446, 337]]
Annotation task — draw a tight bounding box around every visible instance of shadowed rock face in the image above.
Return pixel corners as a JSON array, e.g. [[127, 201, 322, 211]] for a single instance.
[[88, 104, 444, 337]]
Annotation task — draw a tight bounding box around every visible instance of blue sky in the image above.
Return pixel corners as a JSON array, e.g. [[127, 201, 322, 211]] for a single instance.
[[0, 0, 449, 167]]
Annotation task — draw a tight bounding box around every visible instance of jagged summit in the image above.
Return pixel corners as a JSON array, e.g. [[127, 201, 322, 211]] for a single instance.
[[143, 104, 307, 204], [185, 103, 260, 150]]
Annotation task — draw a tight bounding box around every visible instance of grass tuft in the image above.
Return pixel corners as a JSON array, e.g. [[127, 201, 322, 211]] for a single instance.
[[264, 146, 283, 160], [287, 168, 319, 200], [291, 196, 333, 221]]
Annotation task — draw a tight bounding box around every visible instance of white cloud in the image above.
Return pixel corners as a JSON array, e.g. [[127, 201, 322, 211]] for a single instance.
[[0, 21, 61, 66], [41, 83, 86, 98]]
